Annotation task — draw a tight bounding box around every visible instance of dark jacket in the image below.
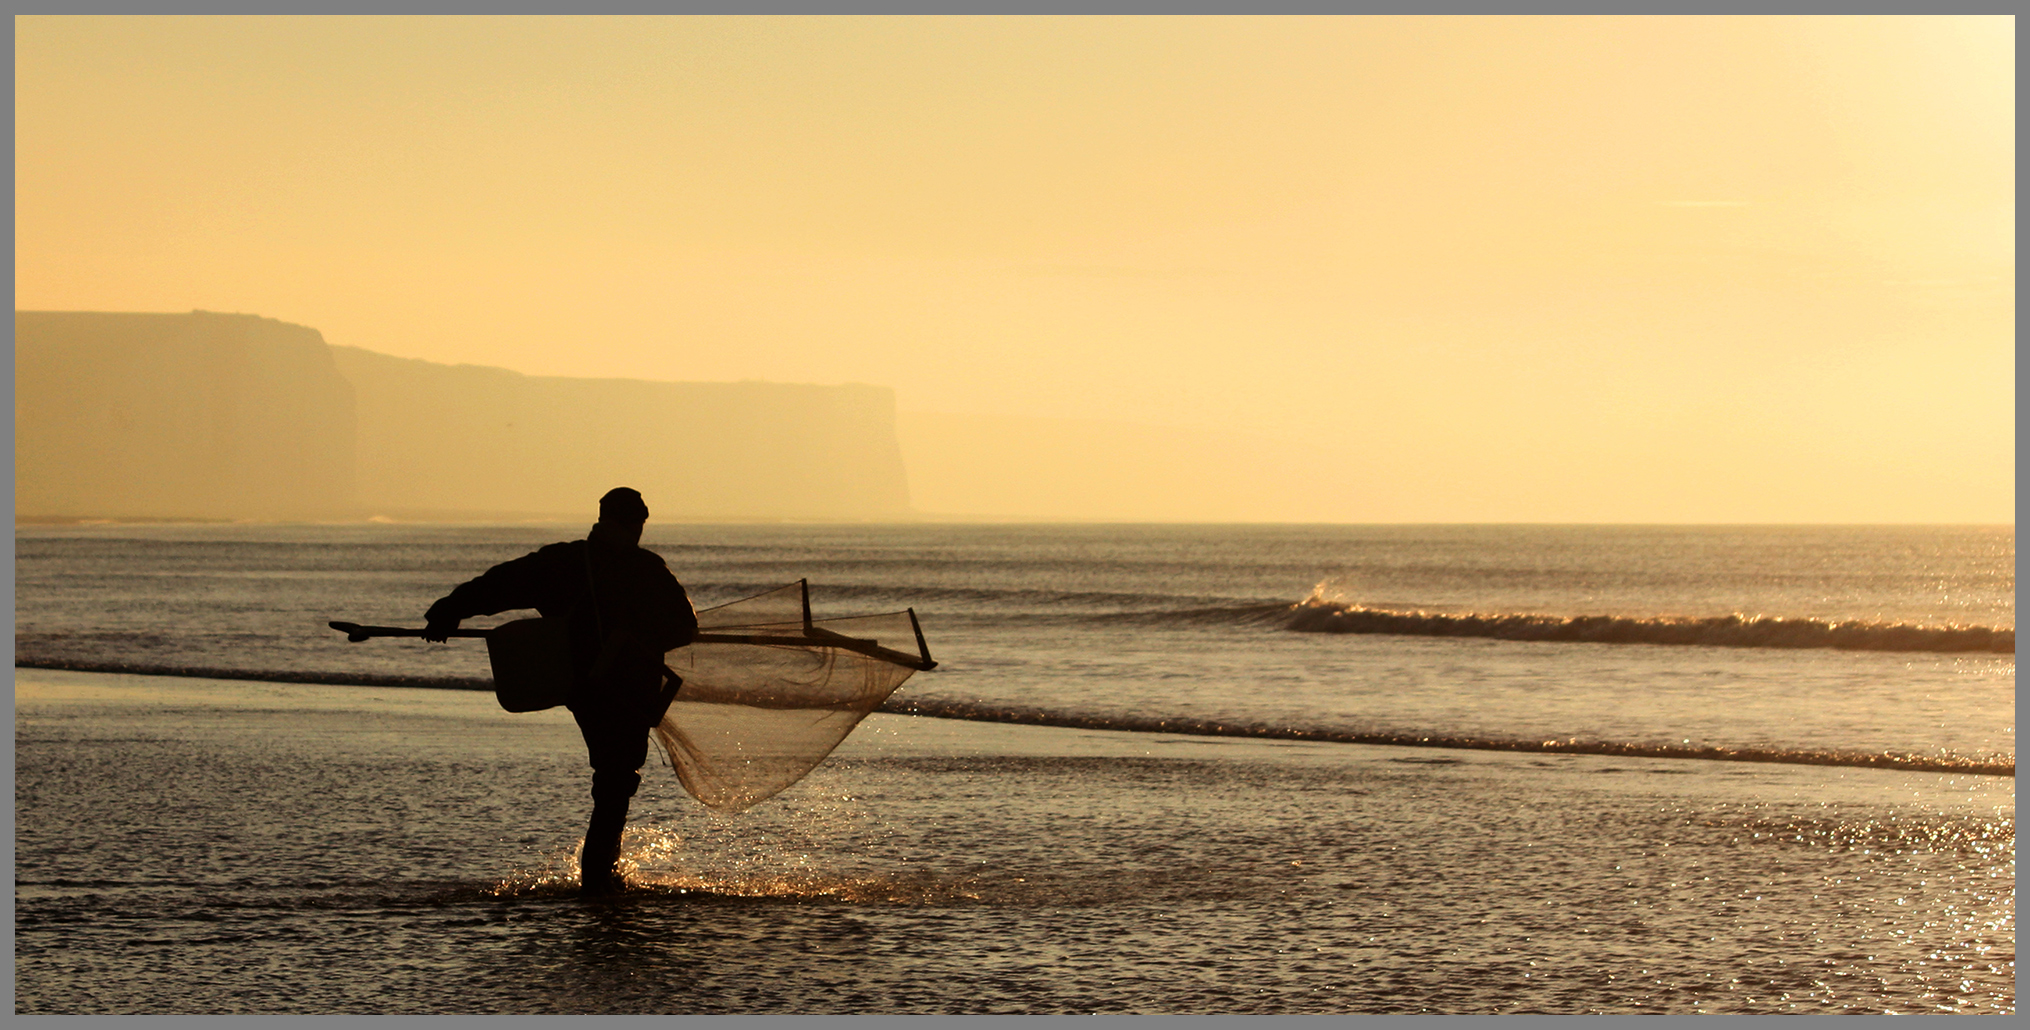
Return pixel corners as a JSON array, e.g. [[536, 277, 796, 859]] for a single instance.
[[426, 538, 697, 704]]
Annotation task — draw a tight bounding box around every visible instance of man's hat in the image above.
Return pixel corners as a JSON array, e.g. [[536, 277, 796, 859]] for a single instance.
[[599, 487, 649, 522]]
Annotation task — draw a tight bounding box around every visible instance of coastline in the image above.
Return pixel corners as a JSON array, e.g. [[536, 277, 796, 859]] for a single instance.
[[18, 659, 2014, 778]]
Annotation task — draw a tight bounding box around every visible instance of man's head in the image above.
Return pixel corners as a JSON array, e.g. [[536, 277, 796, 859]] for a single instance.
[[591, 487, 648, 548], [599, 487, 649, 524]]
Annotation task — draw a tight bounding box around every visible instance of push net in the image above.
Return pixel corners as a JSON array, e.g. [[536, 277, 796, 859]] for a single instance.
[[652, 581, 933, 813]]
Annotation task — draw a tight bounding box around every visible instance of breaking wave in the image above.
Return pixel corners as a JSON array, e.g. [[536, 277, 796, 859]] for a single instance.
[[1287, 593, 2014, 655], [712, 581, 2015, 654]]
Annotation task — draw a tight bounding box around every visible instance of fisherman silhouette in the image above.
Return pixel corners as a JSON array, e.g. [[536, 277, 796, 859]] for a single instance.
[[423, 487, 697, 896]]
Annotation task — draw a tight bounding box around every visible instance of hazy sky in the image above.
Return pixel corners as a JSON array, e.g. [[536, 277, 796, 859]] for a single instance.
[[15, 16, 2014, 521]]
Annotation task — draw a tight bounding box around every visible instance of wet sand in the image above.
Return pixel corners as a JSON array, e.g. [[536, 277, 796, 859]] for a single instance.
[[14, 670, 2016, 1013]]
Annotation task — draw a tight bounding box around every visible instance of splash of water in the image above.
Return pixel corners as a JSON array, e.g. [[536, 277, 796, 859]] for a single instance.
[[488, 798, 989, 904]]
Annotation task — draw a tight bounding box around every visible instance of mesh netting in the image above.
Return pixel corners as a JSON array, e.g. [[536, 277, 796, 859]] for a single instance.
[[652, 582, 930, 813]]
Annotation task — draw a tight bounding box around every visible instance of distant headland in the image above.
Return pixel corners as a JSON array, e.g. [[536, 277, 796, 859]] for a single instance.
[[15, 310, 912, 522]]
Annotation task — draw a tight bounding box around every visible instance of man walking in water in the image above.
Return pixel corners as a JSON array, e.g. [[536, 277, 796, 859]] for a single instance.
[[423, 487, 697, 896]]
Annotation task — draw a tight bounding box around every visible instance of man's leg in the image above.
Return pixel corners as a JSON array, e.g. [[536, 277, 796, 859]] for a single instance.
[[572, 703, 651, 897]]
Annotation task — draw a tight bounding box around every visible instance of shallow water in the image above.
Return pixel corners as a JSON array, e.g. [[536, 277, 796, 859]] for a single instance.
[[15, 672, 2014, 1014], [13, 523, 2017, 770], [13, 523, 2015, 1012]]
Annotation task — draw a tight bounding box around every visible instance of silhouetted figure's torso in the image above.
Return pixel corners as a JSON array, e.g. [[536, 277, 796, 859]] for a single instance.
[[428, 537, 696, 713]]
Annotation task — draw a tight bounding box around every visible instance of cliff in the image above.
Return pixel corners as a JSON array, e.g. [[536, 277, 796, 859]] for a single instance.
[[15, 311, 913, 521], [329, 346, 911, 520], [15, 311, 356, 519]]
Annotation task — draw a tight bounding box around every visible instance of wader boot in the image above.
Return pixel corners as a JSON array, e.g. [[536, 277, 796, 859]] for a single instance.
[[578, 803, 629, 897]]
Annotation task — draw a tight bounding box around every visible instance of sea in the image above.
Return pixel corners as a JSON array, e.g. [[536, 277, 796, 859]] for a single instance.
[[12, 522, 2016, 1014]]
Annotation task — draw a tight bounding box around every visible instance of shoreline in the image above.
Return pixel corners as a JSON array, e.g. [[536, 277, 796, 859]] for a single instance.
[[17, 661, 2015, 778]]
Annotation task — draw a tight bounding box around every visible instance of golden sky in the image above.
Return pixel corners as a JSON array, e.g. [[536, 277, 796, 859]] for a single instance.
[[15, 15, 2014, 521]]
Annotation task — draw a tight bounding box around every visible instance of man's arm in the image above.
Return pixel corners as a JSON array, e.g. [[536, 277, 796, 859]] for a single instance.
[[658, 576, 700, 652], [626, 552, 698, 653], [423, 545, 570, 642]]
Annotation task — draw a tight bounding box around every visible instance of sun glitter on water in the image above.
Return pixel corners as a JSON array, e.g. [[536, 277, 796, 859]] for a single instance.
[[487, 823, 980, 904]]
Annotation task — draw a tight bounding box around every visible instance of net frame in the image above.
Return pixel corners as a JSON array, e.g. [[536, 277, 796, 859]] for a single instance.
[[652, 580, 934, 812]]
